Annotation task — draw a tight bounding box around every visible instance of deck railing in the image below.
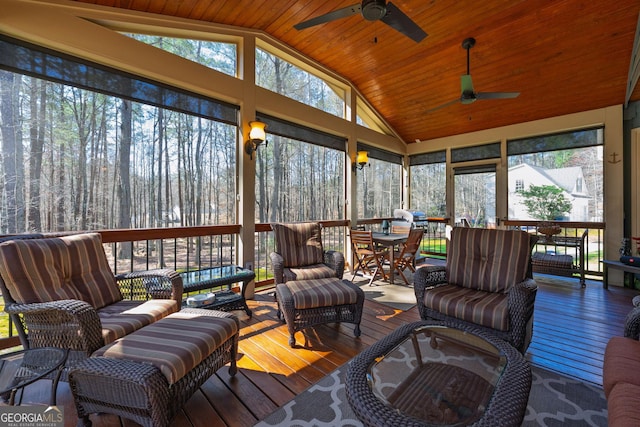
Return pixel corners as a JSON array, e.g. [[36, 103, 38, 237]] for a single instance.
[[0, 219, 606, 350], [503, 220, 605, 278]]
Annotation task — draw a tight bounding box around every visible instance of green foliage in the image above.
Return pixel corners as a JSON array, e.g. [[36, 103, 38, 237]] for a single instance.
[[518, 184, 572, 220]]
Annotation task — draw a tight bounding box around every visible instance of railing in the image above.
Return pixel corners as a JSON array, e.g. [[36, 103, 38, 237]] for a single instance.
[[503, 220, 605, 278], [99, 225, 242, 274], [3, 218, 601, 349]]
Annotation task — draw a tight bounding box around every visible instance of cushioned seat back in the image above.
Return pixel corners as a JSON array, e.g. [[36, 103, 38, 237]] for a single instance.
[[446, 228, 531, 293], [0, 233, 122, 308], [272, 222, 324, 268]]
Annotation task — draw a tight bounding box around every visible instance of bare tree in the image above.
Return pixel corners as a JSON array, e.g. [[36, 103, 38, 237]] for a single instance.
[[118, 99, 132, 258], [0, 70, 25, 233]]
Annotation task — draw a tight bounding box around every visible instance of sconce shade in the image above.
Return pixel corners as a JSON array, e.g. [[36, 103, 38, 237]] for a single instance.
[[245, 120, 268, 160], [357, 151, 369, 165], [353, 150, 369, 171], [249, 121, 267, 142]]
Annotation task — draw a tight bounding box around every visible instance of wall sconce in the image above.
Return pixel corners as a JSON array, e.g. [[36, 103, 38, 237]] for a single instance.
[[245, 120, 267, 160], [352, 150, 369, 171]]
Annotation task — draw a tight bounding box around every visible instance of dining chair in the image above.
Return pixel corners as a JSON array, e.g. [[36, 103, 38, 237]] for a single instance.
[[390, 221, 412, 234], [350, 230, 388, 286], [390, 228, 424, 285]]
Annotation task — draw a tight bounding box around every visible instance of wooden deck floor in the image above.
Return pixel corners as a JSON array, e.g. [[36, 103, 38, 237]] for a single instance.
[[15, 275, 639, 427]]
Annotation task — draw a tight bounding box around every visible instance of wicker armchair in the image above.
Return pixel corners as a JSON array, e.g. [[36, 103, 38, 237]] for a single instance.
[[270, 222, 344, 284], [0, 233, 182, 373], [414, 227, 537, 353]]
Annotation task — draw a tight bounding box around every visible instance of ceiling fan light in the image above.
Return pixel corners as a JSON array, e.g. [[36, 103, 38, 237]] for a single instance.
[[362, 0, 387, 21]]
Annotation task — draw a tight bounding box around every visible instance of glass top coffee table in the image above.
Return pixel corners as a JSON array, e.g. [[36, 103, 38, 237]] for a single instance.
[[0, 347, 68, 406], [345, 321, 531, 427]]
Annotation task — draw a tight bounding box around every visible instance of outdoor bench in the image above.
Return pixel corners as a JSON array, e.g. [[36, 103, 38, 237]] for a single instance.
[[531, 229, 588, 287]]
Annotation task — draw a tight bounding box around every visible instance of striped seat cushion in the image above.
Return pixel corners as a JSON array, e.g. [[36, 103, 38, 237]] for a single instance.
[[97, 299, 179, 344], [283, 264, 336, 282], [422, 284, 510, 331], [272, 222, 324, 268], [446, 228, 531, 293], [0, 233, 121, 309], [285, 277, 359, 310], [93, 310, 238, 384]]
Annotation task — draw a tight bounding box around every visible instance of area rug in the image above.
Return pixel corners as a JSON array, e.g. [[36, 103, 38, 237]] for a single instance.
[[353, 277, 417, 311], [255, 363, 607, 427]]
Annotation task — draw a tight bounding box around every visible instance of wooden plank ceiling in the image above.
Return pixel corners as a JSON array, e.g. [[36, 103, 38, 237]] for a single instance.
[[73, 0, 640, 144]]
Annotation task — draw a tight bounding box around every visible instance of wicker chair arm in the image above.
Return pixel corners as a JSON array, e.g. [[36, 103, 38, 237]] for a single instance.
[[507, 278, 538, 352], [413, 265, 447, 295], [624, 296, 640, 340], [116, 269, 183, 303], [270, 252, 285, 284], [5, 299, 104, 354], [324, 250, 345, 279], [413, 265, 447, 314]]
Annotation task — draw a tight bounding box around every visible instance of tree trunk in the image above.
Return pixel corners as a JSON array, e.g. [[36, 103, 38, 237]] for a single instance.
[[118, 99, 132, 258], [28, 78, 45, 231], [0, 71, 20, 233]]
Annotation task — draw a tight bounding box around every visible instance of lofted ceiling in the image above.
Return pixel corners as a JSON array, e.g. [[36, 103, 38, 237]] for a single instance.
[[72, 0, 640, 144]]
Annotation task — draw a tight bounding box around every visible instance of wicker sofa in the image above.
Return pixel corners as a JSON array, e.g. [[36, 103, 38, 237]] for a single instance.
[[0, 232, 183, 371], [603, 296, 640, 427], [414, 227, 537, 353]]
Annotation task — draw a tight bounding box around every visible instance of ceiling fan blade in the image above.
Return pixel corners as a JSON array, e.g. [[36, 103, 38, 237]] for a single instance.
[[294, 4, 362, 30], [425, 98, 460, 113], [475, 91, 520, 100], [380, 2, 427, 42]]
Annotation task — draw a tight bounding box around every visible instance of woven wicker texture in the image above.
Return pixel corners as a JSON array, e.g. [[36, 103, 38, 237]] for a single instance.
[[270, 222, 345, 284], [345, 320, 531, 427], [414, 228, 537, 354], [70, 308, 239, 427], [0, 233, 183, 380], [276, 278, 364, 347]]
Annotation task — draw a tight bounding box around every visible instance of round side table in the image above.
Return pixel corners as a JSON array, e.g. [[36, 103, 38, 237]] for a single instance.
[[0, 347, 68, 406]]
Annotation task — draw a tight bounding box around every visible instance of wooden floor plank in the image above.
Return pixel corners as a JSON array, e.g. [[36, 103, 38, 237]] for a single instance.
[[6, 274, 637, 426]]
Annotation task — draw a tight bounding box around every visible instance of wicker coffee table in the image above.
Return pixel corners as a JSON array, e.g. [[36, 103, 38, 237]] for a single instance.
[[345, 321, 531, 427]]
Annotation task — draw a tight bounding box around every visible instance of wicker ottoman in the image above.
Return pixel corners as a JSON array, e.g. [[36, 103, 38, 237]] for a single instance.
[[275, 277, 364, 347], [69, 308, 239, 427]]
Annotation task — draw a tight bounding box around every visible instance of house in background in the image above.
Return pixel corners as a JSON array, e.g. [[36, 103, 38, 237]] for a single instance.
[[508, 164, 591, 221]]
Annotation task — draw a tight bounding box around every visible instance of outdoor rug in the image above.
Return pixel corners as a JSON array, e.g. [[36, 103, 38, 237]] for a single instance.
[[255, 363, 607, 427], [352, 277, 417, 311]]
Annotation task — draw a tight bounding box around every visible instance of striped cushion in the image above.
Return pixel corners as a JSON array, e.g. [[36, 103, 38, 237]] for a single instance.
[[98, 299, 179, 344], [272, 222, 324, 268], [283, 264, 336, 282], [93, 310, 238, 384], [0, 233, 121, 308], [422, 284, 510, 331], [285, 277, 358, 310], [446, 228, 531, 293]]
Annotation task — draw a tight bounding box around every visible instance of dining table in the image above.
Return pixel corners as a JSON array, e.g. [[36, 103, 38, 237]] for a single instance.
[[371, 232, 409, 285]]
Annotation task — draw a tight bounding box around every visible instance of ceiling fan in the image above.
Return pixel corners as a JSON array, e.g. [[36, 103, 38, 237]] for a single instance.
[[294, 0, 427, 43], [427, 37, 520, 113]]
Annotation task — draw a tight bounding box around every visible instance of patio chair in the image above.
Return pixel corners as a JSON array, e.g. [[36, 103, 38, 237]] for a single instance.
[[390, 228, 424, 285], [390, 221, 412, 234], [414, 227, 537, 353], [0, 233, 182, 375], [270, 222, 345, 284], [350, 229, 388, 286]]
